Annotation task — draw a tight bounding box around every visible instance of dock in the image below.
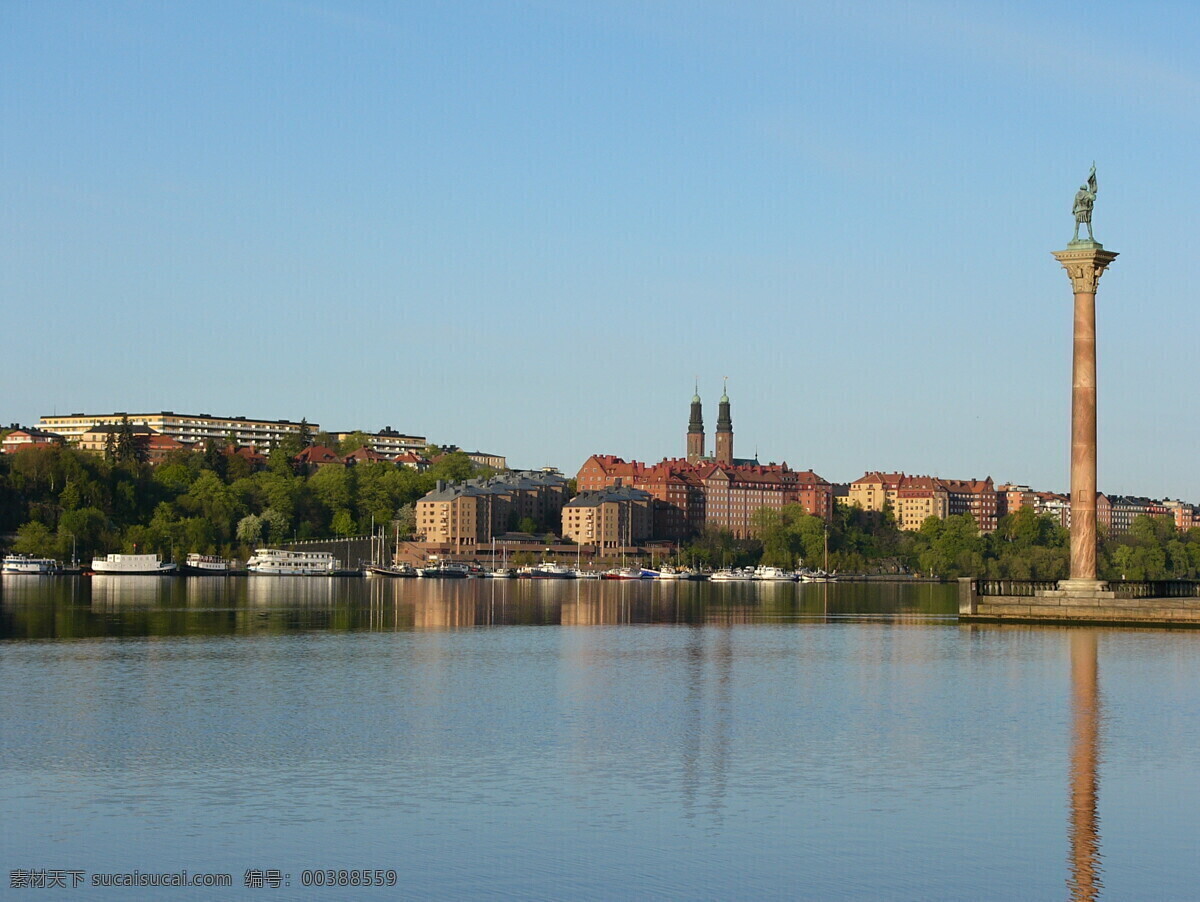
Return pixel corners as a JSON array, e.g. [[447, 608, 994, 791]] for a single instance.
[[958, 578, 1200, 628]]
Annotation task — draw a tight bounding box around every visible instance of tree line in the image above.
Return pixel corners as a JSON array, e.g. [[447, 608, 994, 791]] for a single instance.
[[678, 503, 1200, 582], [4, 435, 1198, 581], [0, 438, 483, 563]]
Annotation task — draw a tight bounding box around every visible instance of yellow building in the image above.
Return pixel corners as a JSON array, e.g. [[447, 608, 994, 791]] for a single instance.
[[561, 487, 653, 549], [847, 472, 904, 513], [416, 483, 496, 549], [848, 471, 997, 532]]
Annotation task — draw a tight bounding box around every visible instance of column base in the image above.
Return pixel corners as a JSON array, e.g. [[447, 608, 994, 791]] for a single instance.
[[1036, 578, 1114, 600]]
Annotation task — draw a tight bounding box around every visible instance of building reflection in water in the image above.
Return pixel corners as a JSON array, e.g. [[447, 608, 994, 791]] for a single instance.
[[1068, 630, 1102, 901], [411, 579, 482, 629]]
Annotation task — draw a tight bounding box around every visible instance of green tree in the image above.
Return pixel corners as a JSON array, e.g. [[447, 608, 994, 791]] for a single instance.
[[309, 465, 353, 513], [13, 521, 57, 558], [114, 416, 145, 465], [395, 503, 416, 538], [337, 431, 373, 455], [261, 508, 291, 544], [237, 513, 264, 547], [331, 509, 357, 537], [427, 451, 476, 483]]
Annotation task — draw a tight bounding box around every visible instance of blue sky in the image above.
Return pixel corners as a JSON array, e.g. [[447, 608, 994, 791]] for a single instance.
[[2, 1, 1197, 499]]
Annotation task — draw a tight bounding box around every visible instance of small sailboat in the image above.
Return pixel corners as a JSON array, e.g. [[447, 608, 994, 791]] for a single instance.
[[487, 540, 515, 578]]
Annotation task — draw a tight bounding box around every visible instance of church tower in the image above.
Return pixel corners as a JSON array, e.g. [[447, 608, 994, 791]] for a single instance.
[[686, 383, 705, 463], [715, 379, 733, 465]]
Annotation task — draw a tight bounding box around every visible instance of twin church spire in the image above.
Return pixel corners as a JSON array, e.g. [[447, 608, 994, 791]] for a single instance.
[[686, 379, 733, 465]]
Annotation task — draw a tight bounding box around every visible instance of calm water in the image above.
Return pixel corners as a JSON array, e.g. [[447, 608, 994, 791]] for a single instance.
[[2, 576, 1198, 900]]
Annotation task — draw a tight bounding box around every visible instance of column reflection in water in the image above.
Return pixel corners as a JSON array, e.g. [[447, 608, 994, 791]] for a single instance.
[[1067, 630, 1102, 901]]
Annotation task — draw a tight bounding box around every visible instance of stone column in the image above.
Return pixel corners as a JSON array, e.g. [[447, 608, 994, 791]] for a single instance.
[[1052, 243, 1118, 591]]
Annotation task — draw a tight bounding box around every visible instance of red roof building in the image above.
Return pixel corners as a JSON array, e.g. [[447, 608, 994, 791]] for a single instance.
[[576, 454, 832, 540], [1, 427, 65, 454]]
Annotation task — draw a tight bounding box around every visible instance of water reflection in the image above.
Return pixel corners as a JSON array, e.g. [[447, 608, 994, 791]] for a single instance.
[[1068, 631, 1103, 901], [89, 574, 178, 607], [0, 577, 960, 641]]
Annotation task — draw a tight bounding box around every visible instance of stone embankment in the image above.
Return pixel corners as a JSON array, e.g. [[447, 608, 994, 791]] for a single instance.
[[959, 578, 1200, 627]]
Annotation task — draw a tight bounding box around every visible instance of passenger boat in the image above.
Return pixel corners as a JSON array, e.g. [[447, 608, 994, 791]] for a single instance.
[[91, 553, 177, 575], [246, 548, 338, 576], [181, 553, 235, 575], [2, 554, 61, 575]]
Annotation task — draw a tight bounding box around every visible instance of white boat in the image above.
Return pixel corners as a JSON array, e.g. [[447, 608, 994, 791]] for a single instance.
[[601, 567, 643, 580], [801, 570, 838, 583], [2, 554, 61, 575], [366, 563, 417, 577], [182, 553, 234, 575], [247, 548, 338, 576], [486, 567, 515, 578], [753, 566, 796, 581], [573, 568, 600, 579], [91, 553, 177, 575], [709, 568, 753, 582], [656, 566, 684, 580]]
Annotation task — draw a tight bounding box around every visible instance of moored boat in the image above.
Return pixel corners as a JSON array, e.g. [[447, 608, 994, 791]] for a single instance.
[[529, 562, 574, 579], [2, 554, 61, 575], [247, 548, 338, 576], [181, 553, 235, 575], [418, 562, 469, 578], [753, 566, 796, 581], [365, 563, 417, 577], [709, 567, 753, 582], [91, 553, 177, 575], [601, 567, 643, 580]]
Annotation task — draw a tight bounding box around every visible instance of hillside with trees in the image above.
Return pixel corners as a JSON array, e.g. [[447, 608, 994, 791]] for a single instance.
[[0, 441, 482, 563]]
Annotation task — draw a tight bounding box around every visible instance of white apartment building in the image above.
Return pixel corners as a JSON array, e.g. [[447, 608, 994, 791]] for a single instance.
[[38, 411, 318, 450]]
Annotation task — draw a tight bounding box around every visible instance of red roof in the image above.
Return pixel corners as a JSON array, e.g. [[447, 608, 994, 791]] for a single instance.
[[295, 445, 342, 465], [342, 447, 390, 464]]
